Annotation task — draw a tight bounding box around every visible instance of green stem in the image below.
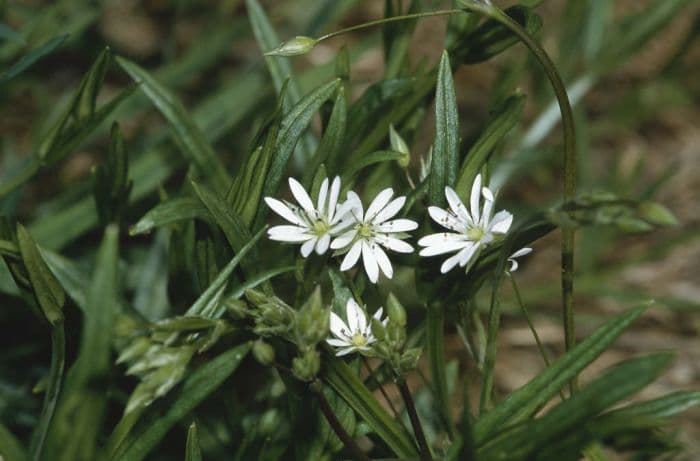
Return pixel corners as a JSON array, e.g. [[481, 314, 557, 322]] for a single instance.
[[362, 357, 402, 420], [509, 275, 551, 368], [317, 10, 463, 43], [313, 381, 371, 461], [29, 322, 65, 461], [462, 1, 577, 392], [395, 375, 433, 461]]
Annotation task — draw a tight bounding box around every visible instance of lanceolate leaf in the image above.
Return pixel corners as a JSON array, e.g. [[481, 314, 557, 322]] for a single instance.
[[306, 88, 347, 181], [109, 343, 251, 461], [262, 79, 340, 200], [478, 353, 674, 461], [429, 51, 459, 205], [130, 197, 212, 236], [474, 304, 648, 445], [604, 390, 700, 419], [340, 150, 405, 185], [116, 56, 231, 193], [455, 92, 526, 197], [185, 423, 202, 461], [321, 356, 418, 459], [0, 34, 67, 85]]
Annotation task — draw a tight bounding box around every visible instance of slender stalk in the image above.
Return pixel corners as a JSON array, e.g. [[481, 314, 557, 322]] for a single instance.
[[317, 10, 462, 43], [313, 381, 371, 461], [395, 376, 433, 461], [462, 0, 578, 392], [29, 323, 65, 461], [509, 275, 551, 367], [362, 357, 401, 419]]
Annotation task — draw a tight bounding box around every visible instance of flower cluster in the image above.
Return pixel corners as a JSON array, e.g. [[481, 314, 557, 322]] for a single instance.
[[266, 177, 417, 283]]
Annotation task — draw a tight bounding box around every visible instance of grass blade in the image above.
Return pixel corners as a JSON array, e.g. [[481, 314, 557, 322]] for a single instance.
[[0, 34, 67, 85], [130, 197, 212, 236]]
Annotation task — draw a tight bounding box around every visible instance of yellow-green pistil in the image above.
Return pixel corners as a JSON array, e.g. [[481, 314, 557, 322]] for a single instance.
[[312, 219, 330, 236], [467, 227, 486, 241], [350, 332, 369, 347], [356, 222, 373, 239]]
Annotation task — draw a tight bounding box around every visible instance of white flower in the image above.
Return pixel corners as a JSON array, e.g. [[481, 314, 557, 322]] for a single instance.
[[418, 174, 513, 274], [330, 188, 418, 283], [507, 247, 532, 273], [326, 298, 387, 356], [265, 177, 356, 257]]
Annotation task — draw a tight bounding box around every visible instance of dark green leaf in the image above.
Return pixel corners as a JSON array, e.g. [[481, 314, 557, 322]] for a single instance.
[[185, 423, 202, 461], [474, 304, 648, 445], [305, 88, 347, 181], [455, 92, 526, 197], [16, 223, 65, 325], [321, 356, 418, 458], [429, 50, 459, 205], [0, 423, 28, 461], [130, 197, 212, 236], [0, 34, 67, 85], [340, 150, 405, 184], [109, 343, 250, 461], [116, 56, 230, 192]]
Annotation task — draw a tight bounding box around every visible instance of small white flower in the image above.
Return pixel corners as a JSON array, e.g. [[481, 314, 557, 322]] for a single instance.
[[418, 174, 513, 274], [507, 247, 532, 273], [265, 177, 356, 257], [326, 299, 387, 356], [330, 188, 418, 283]]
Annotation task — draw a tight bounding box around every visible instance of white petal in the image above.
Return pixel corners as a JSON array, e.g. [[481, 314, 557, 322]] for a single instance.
[[419, 239, 470, 257], [482, 186, 494, 202], [373, 307, 384, 321], [470, 174, 482, 223], [329, 218, 355, 236], [362, 241, 379, 283], [300, 237, 317, 257], [489, 210, 513, 234], [480, 195, 494, 227], [440, 250, 465, 273], [428, 206, 465, 232], [457, 243, 479, 268], [346, 298, 367, 332], [445, 186, 472, 224], [374, 219, 419, 233], [330, 311, 350, 337], [340, 241, 362, 271], [375, 235, 413, 253], [265, 197, 305, 226], [418, 232, 465, 246], [335, 347, 357, 357], [372, 244, 393, 279], [317, 177, 329, 213], [327, 176, 341, 219], [326, 338, 350, 347], [268, 226, 311, 242], [509, 259, 519, 272], [511, 247, 532, 258], [315, 234, 331, 254], [365, 188, 394, 222], [289, 177, 315, 211], [331, 230, 357, 249], [372, 196, 405, 224]]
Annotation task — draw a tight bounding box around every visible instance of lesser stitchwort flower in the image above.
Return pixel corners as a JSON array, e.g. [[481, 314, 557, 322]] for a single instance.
[[330, 188, 417, 283], [326, 298, 387, 356], [265, 177, 356, 257], [418, 174, 513, 273]]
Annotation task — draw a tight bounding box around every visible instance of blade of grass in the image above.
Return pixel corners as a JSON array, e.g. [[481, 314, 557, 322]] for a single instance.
[[0, 34, 67, 85]]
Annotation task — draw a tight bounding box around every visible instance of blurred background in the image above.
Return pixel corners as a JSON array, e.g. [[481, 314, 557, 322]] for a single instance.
[[1, 0, 699, 458]]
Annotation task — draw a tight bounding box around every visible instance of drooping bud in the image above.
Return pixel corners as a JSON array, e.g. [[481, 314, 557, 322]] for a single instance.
[[253, 340, 276, 366], [265, 36, 318, 57], [295, 287, 329, 346], [386, 292, 407, 327]]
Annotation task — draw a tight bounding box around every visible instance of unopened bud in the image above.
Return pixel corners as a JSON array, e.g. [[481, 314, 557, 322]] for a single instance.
[[386, 293, 407, 327], [292, 349, 320, 382], [638, 202, 678, 227], [253, 340, 275, 366], [265, 36, 318, 57], [398, 347, 422, 373], [389, 124, 410, 168], [295, 287, 329, 346]]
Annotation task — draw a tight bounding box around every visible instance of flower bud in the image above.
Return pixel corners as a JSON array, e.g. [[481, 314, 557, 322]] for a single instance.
[[244, 288, 268, 307], [253, 340, 275, 366], [295, 287, 329, 346], [226, 298, 250, 319], [292, 349, 320, 382], [265, 36, 318, 57], [398, 347, 422, 373], [370, 317, 387, 341], [389, 124, 411, 168], [638, 202, 678, 227], [386, 292, 407, 327]]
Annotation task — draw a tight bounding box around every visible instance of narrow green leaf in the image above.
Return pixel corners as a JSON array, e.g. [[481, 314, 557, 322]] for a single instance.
[[116, 56, 230, 192], [340, 150, 405, 185], [16, 224, 65, 325], [455, 92, 525, 197], [478, 353, 674, 461], [74, 47, 111, 122], [262, 79, 340, 199], [0, 423, 28, 461], [185, 226, 267, 319], [225, 265, 295, 303], [190, 181, 256, 271], [185, 423, 203, 461], [130, 197, 212, 236], [474, 304, 648, 444], [305, 88, 347, 182], [426, 302, 453, 435], [246, 0, 317, 161], [0, 34, 67, 85], [321, 356, 418, 458], [109, 343, 251, 461], [44, 225, 119, 461], [605, 390, 700, 419], [39, 247, 90, 311]]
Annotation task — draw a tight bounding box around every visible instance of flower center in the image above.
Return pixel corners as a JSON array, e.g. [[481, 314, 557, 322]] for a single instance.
[[356, 222, 373, 239], [467, 226, 486, 241], [350, 332, 368, 347], [312, 219, 330, 236]]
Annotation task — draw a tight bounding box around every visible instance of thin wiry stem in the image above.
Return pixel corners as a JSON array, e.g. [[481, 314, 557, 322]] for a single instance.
[[362, 357, 402, 419], [395, 375, 433, 461]]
